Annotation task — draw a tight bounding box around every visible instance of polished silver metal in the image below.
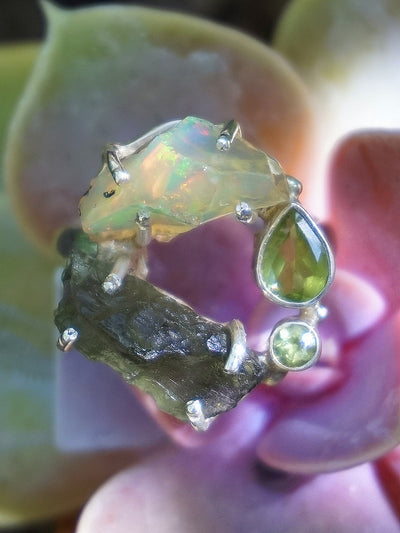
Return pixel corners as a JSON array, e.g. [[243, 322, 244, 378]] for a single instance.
[[268, 318, 321, 372], [102, 256, 131, 294], [224, 319, 247, 374], [118, 120, 180, 159], [286, 175, 303, 199], [316, 303, 328, 321], [186, 399, 213, 431], [299, 303, 328, 326], [102, 273, 123, 294], [255, 202, 335, 308], [104, 120, 181, 185], [216, 119, 242, 151], [136, 209, 152, 247], [235, 201, 255, 224], [263, 366, 288, 385], [57, 327, 78, 352], [106, 148, 131, 185]]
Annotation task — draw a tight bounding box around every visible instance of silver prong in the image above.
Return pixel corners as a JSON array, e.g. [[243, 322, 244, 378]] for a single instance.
[[287, 175, 303, 199], [104, 121, 181, 185], [102, 256, 131, 294], [186, 399, 213, 431], [316, 303, 328, 321], [216, 119, 241, 151], [235, 201, 255, 224], [136, 209, 152, 247], [102, 273, 122, 294], [224, 319, 247, 374], [118, 120, 180, 159], [57, 327, 78, 352], [106, 149, 130, 185]]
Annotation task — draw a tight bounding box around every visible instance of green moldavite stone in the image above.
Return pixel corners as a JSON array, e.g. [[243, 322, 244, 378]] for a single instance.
[[80, 116, 290, 242], [271, 322, 318, 369], [259, 207, 330, 304], [54, 232, 266, 421]]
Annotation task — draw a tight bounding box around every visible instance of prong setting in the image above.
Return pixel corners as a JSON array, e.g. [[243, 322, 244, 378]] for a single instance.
[[216, 135, 231, 151], [224, 319, 247, 374], [216, 119, 241, 151], [186, 399, 213, 431], [57, 327, 78, 352], [286, 175, 303, 199], [136, 209, 152, 247], [102, 256, 132, 294], [102, 273, 123, 294], [106, 148, 131, 185], [235, 201, 254, 224]]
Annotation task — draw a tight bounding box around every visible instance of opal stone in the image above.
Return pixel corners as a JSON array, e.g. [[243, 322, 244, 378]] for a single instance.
[[271, 321, 319, 370], [80, 117, 290, 242], [258, 205, 331, 305]]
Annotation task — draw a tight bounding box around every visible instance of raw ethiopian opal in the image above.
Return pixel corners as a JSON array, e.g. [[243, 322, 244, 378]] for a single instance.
[[80, 116, 291, 242]]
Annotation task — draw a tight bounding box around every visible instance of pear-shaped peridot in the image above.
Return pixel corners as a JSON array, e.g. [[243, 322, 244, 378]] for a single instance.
[[257, 205, 332, 305], [270, 320, 320, 370]]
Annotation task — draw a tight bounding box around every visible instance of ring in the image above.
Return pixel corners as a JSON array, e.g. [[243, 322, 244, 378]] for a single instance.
[[55, 117, 335, 431]]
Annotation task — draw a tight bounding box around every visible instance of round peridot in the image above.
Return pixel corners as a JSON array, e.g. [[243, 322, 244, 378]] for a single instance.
[[270, 321, 319, 370]]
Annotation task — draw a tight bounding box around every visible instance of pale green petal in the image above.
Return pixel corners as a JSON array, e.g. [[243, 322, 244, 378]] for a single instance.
[[0, 43, 38, 190], [275, 0, 400, 215], [0, 194, 54, 346]]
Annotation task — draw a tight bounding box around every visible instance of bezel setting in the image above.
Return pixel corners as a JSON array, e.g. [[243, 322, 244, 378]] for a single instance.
[[255, 202, 335, 308], [269, 318, 321, 372]]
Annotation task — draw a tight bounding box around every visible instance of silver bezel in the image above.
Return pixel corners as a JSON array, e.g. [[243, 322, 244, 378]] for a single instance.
[[269, 318, 321, 372], [255, 202, 335, 308]]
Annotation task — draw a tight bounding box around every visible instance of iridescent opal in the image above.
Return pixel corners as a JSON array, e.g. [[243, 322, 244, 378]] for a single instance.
[[80, 117, 290, 242]]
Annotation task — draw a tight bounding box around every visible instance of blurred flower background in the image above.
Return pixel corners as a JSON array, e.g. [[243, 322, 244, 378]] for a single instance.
[[2, 0, 400, 532]]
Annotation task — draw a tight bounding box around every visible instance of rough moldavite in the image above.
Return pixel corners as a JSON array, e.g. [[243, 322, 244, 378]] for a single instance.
[[54, 232, 267, 421], [257, 206, 331, 305], [79, 116, 291, 242]]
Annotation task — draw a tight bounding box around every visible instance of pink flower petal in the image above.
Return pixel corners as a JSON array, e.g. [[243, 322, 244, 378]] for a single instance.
[[329, 131, 400, 309], [77, 445, 399, 533], [257, 310, 400, 474], [148, 217, 262, 325], [376, 445, 400, 522], [327, 269, 386, 340]]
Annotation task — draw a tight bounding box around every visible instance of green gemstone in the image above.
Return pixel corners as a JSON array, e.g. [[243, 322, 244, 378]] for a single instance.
[[259, 206, 330, 304], [271, 322, 319, 369]]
